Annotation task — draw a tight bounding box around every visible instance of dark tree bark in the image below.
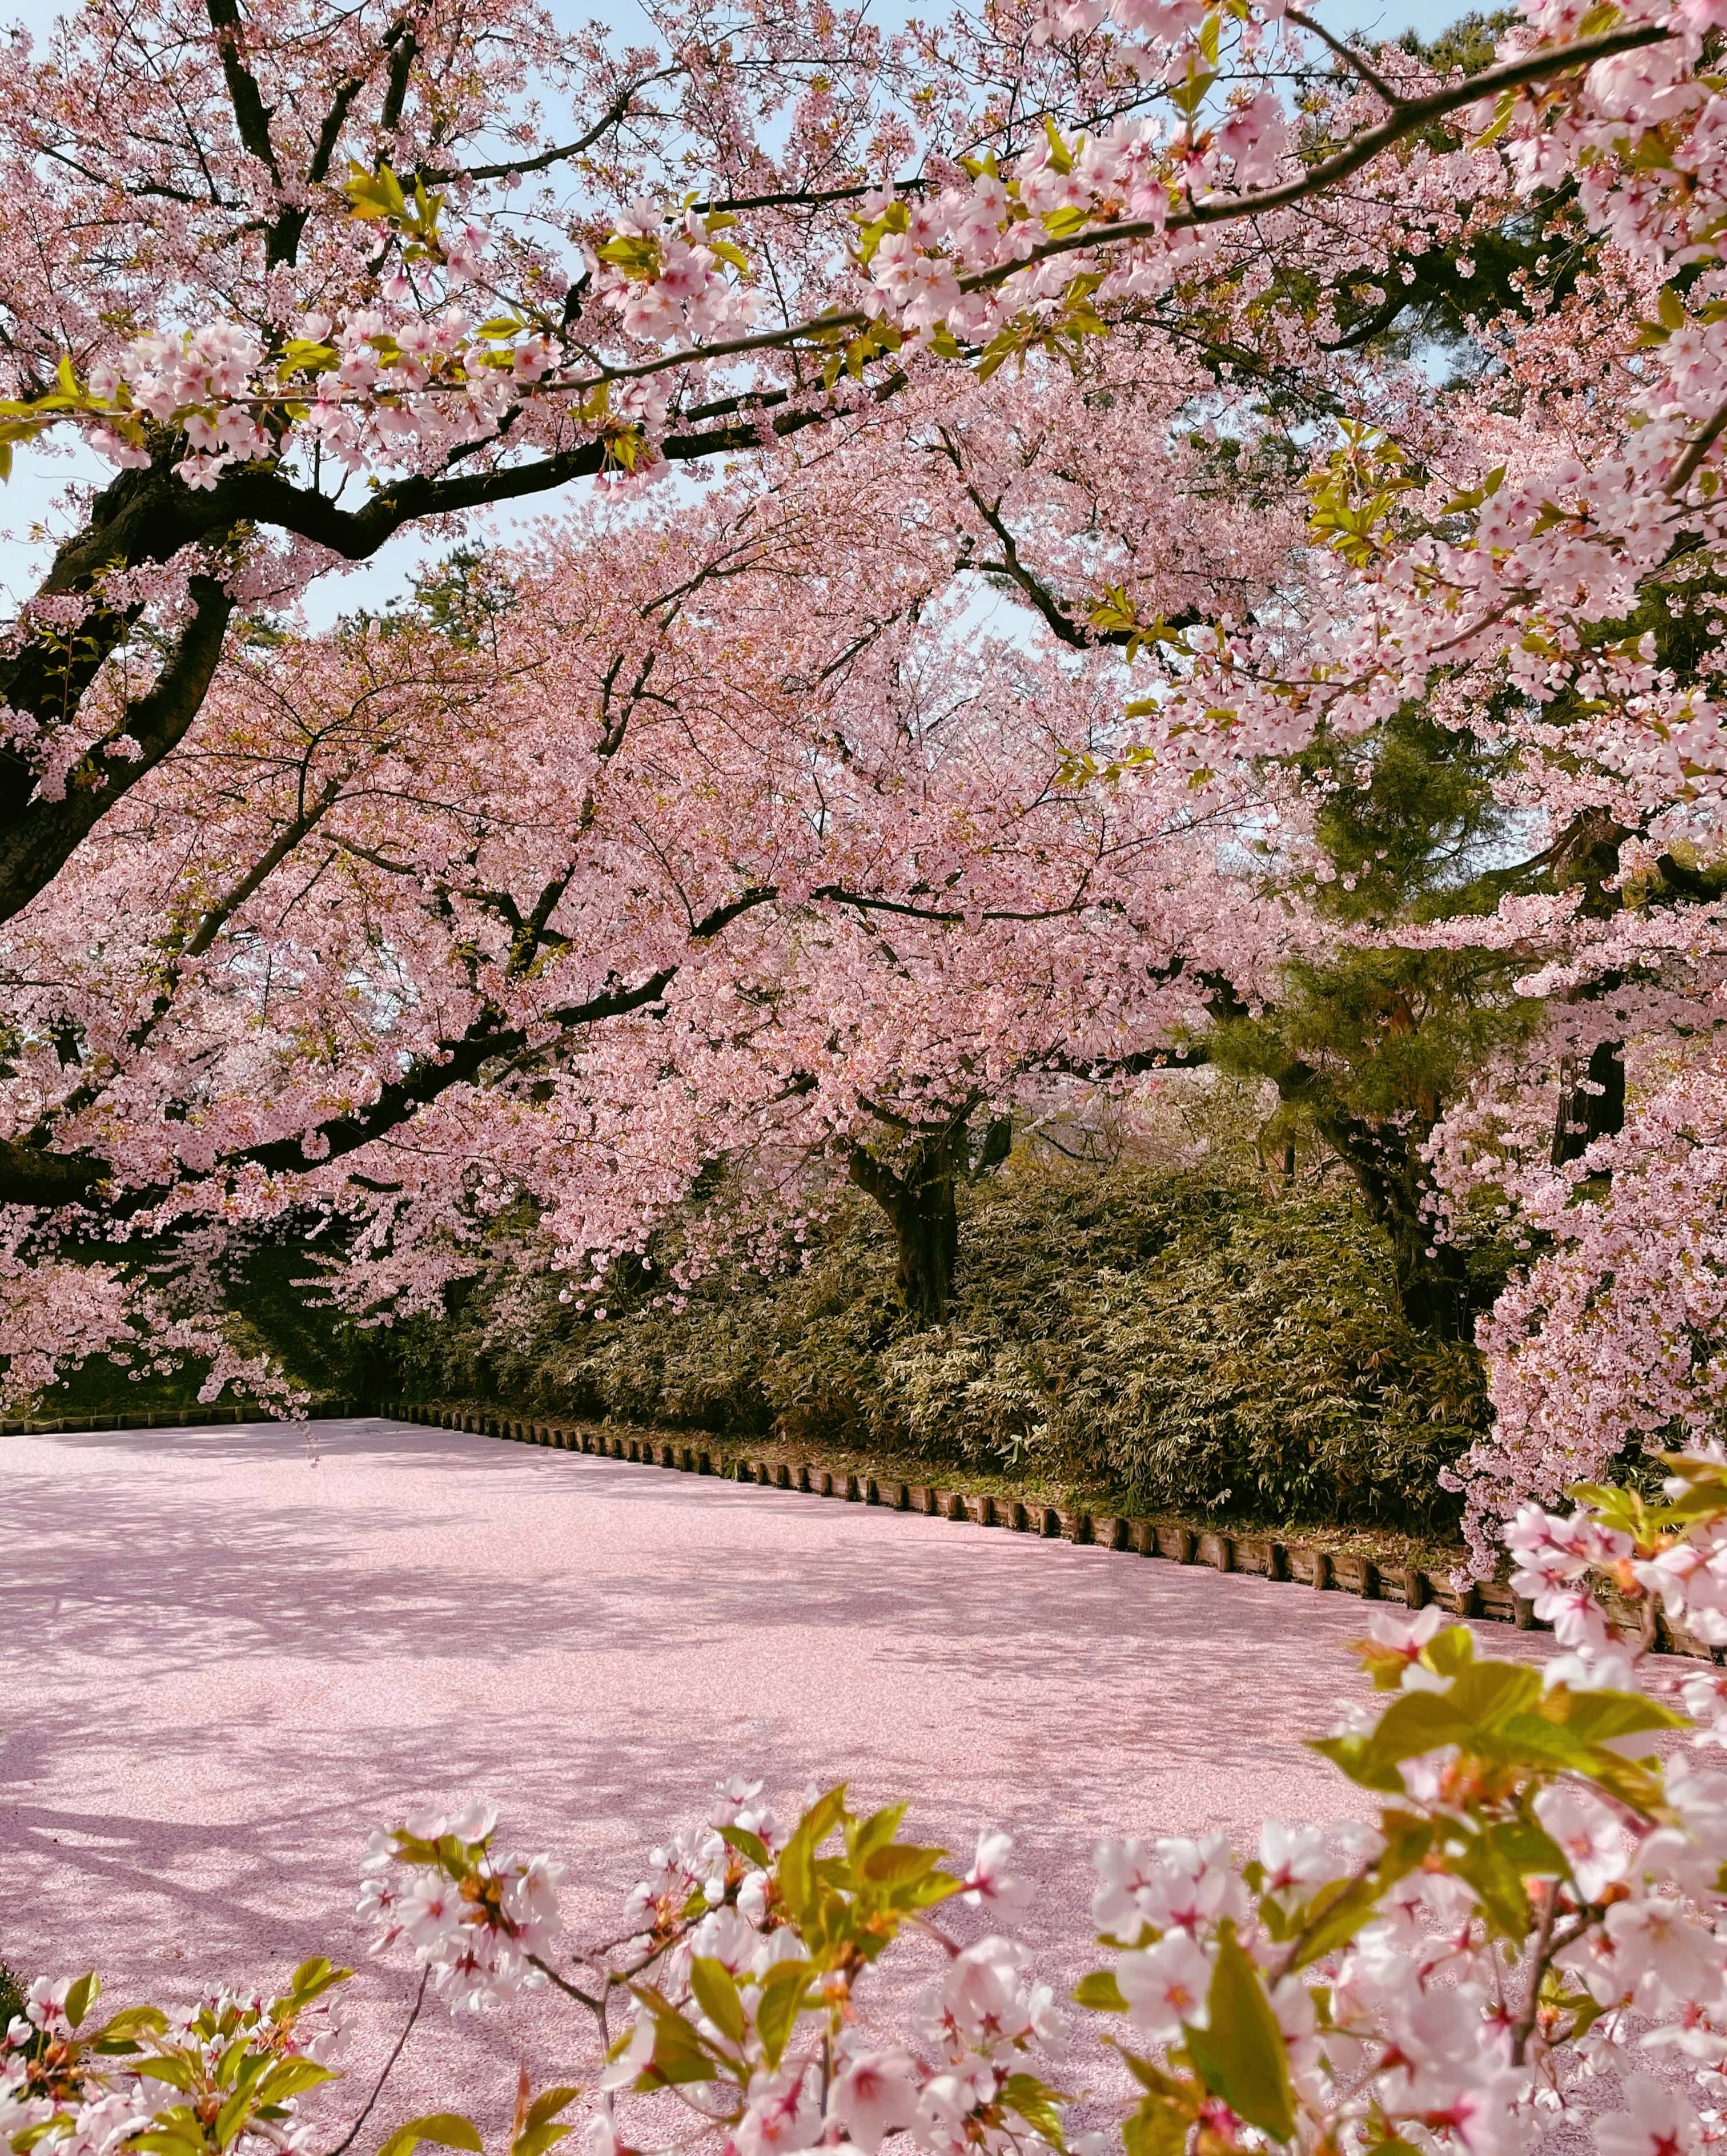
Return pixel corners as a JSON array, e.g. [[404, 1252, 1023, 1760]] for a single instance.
[[1260, 1057, 1476, 1340], [1551, 1035, 1626, 1167], [848, 1128, 966, 1326], [971, 1115, 1013, 1178], [1547, 818, 1630, 1170], [1310, 1103, 1474, 1340]]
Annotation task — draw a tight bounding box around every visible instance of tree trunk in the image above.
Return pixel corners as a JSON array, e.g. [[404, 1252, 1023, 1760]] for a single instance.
[[1551, 1036, 1625, 1167], [1381, 1208, 1474, 1339], [1548, 824, 1629, 1171], [848, 1129, 965, 1326], [1303, 1097, 1476, 1341]]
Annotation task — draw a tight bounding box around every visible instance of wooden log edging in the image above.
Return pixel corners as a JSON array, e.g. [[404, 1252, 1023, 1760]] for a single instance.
[[379, 1398, 1722, 1664]]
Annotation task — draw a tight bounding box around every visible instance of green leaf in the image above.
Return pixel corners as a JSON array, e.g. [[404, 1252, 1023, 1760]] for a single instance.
[[717, 1824, 770, 1869], [1449, 1829, 1535, 1944], [254, 2060, 339, 2106], [1112, 2047, 1187, 2100], [753, 1961, 809, 2071], [1482, 1716, 1597, 1775], [1557, 1688, 1686, 1743], [1123, 2095, 1191, 2156], [1287, 1875, 1384, 1970], [1184, 1932, 1295, 2143], [1364, 1688, 1477, 1764], [216, 2083, 260, 2149], [524, 2089, 580, 2132], [63, 1973, 100, 2030], [689, 1958, 746, 2049], [777, 1784, 847, 1922], [1073, 1970, 1129, 2012], [377, 2114, 485, 2156], [1001, 2073, 1068, 2152], [1307, 1733, 1405, 1795], [1424, 1626, 1477, 1679], [131, 2130, 211, 2156], [859, 1843, 945, 1887], [345, 162, 410, 223], [633, 2002, 717, 2090], [133, 2060, 198, 2092], [849, 1804, 909, 1869], [214, 2038, 253, 2091], [284, 1957, 352, 2009], [91, 2001, 170, 2054], [511, 2129, 571, 2156], [13, 2122, 76, 2153]]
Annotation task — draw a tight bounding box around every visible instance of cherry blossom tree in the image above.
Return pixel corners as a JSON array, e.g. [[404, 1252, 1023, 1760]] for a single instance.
[[5, 0, 1727, 1527], [0, 361, 1306, 1376], [0, 0, 1674, 1023]]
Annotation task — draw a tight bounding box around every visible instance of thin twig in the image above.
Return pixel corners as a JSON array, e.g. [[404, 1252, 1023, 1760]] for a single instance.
[[325, 1968, 429, 2156], [1509, 1884, 1559, 2067], [1286, 9, 1409, 106], [527, 1952, 605, 2012]]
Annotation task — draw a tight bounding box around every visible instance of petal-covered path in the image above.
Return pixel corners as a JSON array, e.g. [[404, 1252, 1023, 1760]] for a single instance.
[[4, 1416, 1549, 2133]]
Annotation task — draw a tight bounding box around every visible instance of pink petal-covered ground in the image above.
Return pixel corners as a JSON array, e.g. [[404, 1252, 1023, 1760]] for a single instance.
[[4, 1416, 1555, 2140]]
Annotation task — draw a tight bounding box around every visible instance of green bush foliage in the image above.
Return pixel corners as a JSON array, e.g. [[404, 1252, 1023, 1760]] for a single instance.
[[390, 1161, 1484, 1536]]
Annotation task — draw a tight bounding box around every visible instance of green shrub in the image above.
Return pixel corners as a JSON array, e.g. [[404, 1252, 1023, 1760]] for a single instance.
[[390, 1161, 1484, 1536]]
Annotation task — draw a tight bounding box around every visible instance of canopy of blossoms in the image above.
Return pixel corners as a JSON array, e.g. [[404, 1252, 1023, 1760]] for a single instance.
[[1, 0, 1726, 1559]]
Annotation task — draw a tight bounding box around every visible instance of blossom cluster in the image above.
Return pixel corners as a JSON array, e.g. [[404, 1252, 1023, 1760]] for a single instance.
[[1, 1963, 347, 2156], [14, 0, 1714, 506], [355, 1804, 565, 2014]]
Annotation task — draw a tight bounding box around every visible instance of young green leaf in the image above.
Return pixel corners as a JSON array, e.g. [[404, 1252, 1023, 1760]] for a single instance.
[[1001, 2072, 1069, 2152], [63, 1973, 100, 2029], [1184, 1932, 1296, 2143], [753, 1961, 809, 2071], [377, 2113, 487, 2156], [1073, 1970, 1129, 2011], [690, 1957, 747, 2049]]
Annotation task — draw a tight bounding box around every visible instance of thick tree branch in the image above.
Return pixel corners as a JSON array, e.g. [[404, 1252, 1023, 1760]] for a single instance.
[[0, 1138, 105, 1207], [0, 576, 236, 926], [378, 22, 418, 136], [1667, 392, 1727, 499], [206, 0, 282, 185], [846, 1145, 905, 1210]]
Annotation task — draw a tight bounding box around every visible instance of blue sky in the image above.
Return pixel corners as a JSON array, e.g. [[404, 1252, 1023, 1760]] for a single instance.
[[0, 0, 1475, 624]]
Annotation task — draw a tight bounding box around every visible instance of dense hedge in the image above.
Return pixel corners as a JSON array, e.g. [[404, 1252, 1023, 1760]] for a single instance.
[[389, 1163, 1486, 1536]]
